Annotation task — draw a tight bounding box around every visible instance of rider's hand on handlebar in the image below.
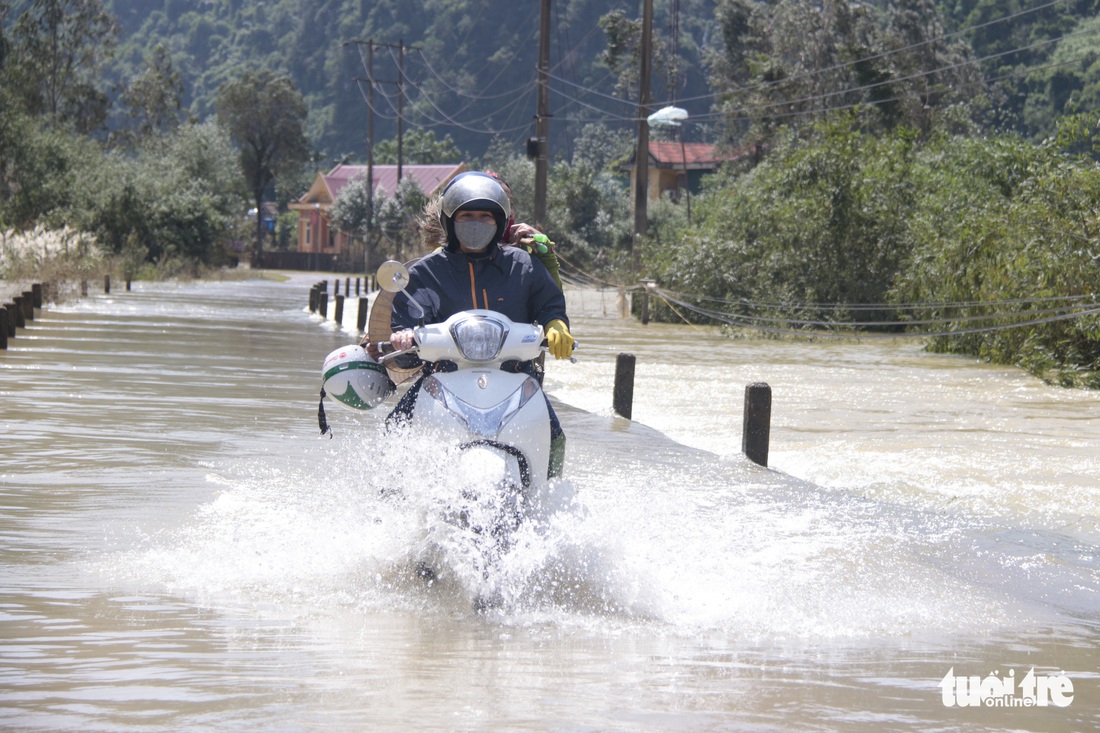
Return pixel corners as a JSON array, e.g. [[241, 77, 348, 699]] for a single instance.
[[389, 329, 416, 351], [545, 319, 574, 360], [360, 338, 383, 361]]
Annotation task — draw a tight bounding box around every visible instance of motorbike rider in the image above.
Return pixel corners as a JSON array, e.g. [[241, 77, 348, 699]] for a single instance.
[[412, 171, 562, 290], [387, 171, 574, 477]]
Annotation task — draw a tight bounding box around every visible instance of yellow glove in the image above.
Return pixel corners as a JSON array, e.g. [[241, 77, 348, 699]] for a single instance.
[[545, 319, 574, 360]]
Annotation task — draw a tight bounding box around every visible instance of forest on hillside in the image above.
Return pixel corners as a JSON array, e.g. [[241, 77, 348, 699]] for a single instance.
[[101, 0, 717, 162], [81, 0, 1100, 160]]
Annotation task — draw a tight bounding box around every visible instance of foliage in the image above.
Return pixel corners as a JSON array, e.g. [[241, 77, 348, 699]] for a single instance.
[[599, 9, 671, 99], [939, 0, 1100, 139], [328, 173, 373, 239], [707, 0, 983, 146], [646, 112, 1100, 384], [118, 43, 184, 143], [645, 114, 920, 324], [892, 117, 1100, 386], [379, 177, 429, 258], [97, 0, 717, 163], [329, 172, 428, 264], [483, 124, 634, 274], [0, 102, 98, 228], [372, 128, 463, 165], [215, 69, 309, 262], [4, 0, 117, 133], [0, 225, 106, 297], [61, 121, 246, 267]]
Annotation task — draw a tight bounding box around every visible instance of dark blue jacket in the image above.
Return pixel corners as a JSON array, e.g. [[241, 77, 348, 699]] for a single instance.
[[391, 244, 568, 331]]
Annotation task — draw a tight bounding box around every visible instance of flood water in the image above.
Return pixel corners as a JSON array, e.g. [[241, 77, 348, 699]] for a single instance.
[[1, 273, 1097, 732]]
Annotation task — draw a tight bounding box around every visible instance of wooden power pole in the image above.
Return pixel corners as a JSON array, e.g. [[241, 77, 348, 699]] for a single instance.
[[632, 0, 654, 249], [534, 0, 551, 230]]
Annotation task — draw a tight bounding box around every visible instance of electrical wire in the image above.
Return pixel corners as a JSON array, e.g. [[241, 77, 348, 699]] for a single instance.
[[714, 21, 1100, 121], [364, 47, 535, 136], [402, 80, 533, 135], [529, 2, 1091, 128], [344, 2, 1093, 148], [656, 288, 1100, 312], [410, 47, 537, 104], [656, 288, 1100, 339], [670, 0, 1072, 107]]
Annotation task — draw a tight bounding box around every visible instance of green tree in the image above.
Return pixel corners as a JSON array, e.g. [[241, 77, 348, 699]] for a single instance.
[[708, 0, 981, 147], [892, 121, 1100, 385], [121, 43, 184, 143], [67, 121, 245, 267], [484, 124, 633, 271], [375, 176, 429, 261], [216, 69, 309, 266], [5, 0, 116, 133], [373, 128, 464, 165], [599, 9, 668, 99], [328, 172, 378, 267], [0, 107, 96, 228], [1020, 15, 1100, 137]]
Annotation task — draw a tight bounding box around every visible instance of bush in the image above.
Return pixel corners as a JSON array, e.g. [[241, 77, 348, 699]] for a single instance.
[[894, 124, 1100, 386], [648, 113, 1100, 384], [646, 115, 918, 327]]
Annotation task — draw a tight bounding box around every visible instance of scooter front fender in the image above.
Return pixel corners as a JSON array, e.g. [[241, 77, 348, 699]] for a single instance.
[[413, 370, 551, 483]]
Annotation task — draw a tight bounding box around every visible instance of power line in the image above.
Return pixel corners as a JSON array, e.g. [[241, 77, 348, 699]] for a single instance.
[[409, 48, 537, 104], [715, 21, 1100, 122], [679, 0, 1072, 107], [658, 288, 1100, 312], [343, 2, 1091, 149], [532, 1, 1087, 127], [538, 24, 1100, 131], [656, 288, 1100, 340]]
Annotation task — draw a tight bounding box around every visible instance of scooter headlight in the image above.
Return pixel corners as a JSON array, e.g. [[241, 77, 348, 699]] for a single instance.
[[450, 316, 507, 361]]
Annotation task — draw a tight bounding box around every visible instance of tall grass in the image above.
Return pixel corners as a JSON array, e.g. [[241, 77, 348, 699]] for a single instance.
[[0, 227, 106, 302]]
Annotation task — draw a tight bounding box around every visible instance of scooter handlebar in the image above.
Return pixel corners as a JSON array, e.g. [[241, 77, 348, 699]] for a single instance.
[[376, 341, 419, 366], [540, 340, 579, 363]]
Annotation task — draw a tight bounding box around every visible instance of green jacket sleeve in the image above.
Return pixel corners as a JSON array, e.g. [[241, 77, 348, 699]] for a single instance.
[[531, 247, 562, 291]]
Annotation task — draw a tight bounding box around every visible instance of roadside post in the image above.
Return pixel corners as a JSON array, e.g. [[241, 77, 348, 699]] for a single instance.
[[742, 382, 772, 467]]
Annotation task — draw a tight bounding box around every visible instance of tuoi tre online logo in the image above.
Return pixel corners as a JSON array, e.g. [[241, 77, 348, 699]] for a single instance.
[[940, 667, 1074, 708]]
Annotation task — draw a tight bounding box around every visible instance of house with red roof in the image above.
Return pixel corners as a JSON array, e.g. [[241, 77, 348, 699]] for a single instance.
[[624, 141, 748, 203], [288, 163, 466, 268]]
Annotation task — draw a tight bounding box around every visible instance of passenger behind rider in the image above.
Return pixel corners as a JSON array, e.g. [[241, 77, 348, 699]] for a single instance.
[[485, 170, 563, 291], [384, 171, 573, 476]]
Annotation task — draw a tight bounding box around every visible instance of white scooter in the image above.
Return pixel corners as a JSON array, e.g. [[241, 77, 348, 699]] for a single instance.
[[374, 260, 574, 601]]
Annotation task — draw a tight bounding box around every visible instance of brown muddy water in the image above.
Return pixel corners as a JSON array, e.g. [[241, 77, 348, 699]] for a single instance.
[[1, 274, 1096, 732]]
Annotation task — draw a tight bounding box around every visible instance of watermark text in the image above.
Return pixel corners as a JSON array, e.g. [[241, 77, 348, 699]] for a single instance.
[[940, 667, 1074, 708]]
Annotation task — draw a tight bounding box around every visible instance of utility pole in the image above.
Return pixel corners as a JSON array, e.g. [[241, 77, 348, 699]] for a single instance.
[[348, 39, 415, 184], [347, 38, 419, 271], [533, 0, 551, 230], [366, 43, 374, 275], [397, 39, 405, 185], [632, 0, 654, 250]]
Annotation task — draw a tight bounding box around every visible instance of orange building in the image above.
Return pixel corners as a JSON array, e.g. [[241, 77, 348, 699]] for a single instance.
[[288, 163, 466, 269]]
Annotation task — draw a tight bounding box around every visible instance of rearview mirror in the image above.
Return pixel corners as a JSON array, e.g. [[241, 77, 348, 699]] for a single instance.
[[377, 260, 410, 293], [376, 260, 425, 322]]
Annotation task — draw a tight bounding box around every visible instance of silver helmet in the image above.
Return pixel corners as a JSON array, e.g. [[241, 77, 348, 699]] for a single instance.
[[438, 172, 510, 250]]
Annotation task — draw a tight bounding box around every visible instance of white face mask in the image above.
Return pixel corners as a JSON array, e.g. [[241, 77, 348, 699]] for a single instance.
[[453, 219, 497, 250]]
